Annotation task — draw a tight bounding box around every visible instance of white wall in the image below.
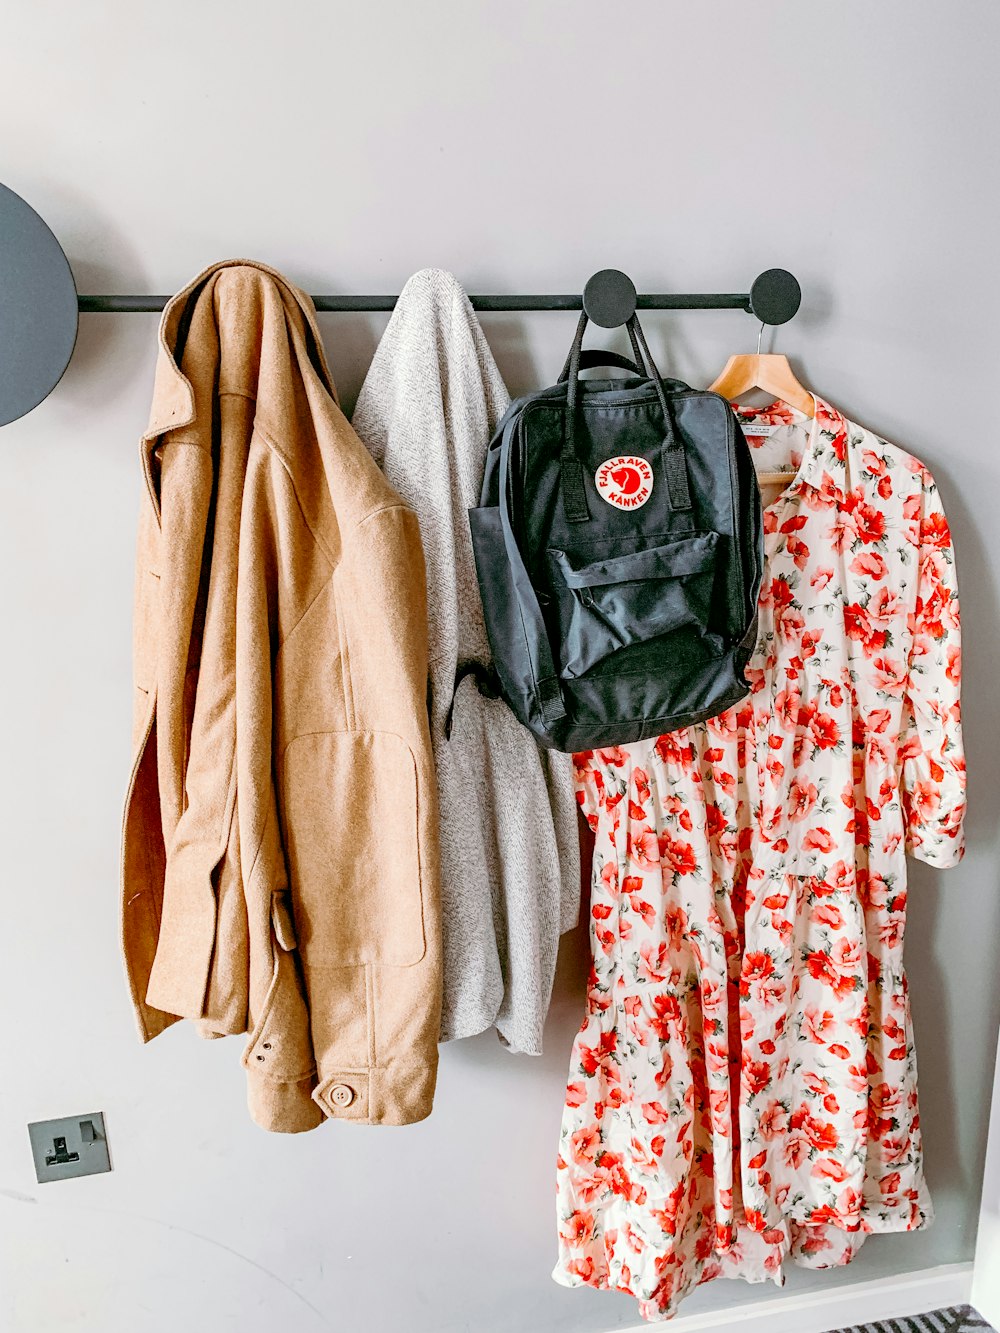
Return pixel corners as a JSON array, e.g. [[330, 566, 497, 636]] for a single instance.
[[1, 4, 998, 1331]]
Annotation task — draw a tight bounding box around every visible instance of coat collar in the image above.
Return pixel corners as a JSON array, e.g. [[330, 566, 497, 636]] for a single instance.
[[142, 258, 334, 444]]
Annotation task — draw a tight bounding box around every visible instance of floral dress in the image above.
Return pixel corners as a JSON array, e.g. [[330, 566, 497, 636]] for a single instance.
[[553, 397, 966, 1322]]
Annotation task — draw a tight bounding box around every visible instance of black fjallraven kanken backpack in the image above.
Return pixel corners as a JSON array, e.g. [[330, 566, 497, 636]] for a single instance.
[[468, 311, 764, 752]]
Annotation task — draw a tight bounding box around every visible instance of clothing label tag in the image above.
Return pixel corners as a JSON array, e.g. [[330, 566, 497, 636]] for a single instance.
[[595, 456, 653, 510], [740, 423, 781, 437]]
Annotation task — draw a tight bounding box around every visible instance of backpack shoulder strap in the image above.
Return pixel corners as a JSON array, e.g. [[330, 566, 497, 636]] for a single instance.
[[497, 413, 567, 730]]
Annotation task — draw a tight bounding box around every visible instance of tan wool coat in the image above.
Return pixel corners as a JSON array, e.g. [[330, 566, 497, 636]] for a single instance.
[[121, 259, 441, 1132]]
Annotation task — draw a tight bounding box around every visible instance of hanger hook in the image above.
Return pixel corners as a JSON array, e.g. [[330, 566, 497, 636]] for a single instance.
[[756, 319, 766, 357]]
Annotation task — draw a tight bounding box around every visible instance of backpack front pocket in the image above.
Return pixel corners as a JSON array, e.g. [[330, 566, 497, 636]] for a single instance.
[[547, 531, 721, 678]]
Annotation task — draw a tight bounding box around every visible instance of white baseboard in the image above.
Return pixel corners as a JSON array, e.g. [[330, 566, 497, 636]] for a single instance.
[[614, 1261, 974, 1333]]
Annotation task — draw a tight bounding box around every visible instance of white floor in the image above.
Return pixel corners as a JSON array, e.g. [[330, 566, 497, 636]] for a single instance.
[[616, 1264, 974, 1333]]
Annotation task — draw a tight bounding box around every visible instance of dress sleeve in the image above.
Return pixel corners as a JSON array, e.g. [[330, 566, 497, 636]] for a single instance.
[[900, 470, 966, 867]]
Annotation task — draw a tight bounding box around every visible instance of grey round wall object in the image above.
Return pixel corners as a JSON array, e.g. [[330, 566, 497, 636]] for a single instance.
[[749, 268, 801, 326], [0, 183, 78, 426], [583, 269, 637, 328]]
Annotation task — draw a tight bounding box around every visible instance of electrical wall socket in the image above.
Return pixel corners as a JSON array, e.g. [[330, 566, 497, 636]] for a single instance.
[[27, 1111, 112, 1183]]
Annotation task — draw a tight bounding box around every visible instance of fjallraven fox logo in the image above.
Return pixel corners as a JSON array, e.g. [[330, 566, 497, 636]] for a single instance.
[[595, 455, 653, 510]]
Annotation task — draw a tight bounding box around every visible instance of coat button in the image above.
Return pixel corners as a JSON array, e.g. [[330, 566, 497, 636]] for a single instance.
[[330, 1084, 355, 1108]]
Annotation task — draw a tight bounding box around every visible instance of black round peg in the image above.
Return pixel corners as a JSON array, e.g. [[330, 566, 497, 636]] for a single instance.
[[0, 183, 78, 427], [748, 268, 801, 326], [583, 269, 637, 328]]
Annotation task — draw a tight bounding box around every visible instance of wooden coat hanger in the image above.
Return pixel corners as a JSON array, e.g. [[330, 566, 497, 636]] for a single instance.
[[709, 320, 814, 485]]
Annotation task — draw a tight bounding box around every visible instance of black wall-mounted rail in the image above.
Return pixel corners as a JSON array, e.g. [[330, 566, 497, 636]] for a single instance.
[[75, 269, 803, 324], [78, 291, 755, 315], [77, 269, 803, 328]]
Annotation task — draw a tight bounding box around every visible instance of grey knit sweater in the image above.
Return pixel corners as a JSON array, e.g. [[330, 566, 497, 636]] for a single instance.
[[352, 269, 580, 1055]]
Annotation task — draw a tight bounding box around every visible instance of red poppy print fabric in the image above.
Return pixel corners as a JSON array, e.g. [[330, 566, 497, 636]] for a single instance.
[[553, 398, 965, 1322]]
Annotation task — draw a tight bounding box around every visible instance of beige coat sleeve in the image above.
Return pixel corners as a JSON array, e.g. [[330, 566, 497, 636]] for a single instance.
[[236, 438, 441, 1131], [235, 440, 326, 1134], [289, 501, 442, 1125], [143, 397, 251, 1032]]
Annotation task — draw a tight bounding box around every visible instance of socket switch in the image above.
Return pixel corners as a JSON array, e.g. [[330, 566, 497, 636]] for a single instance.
[[28, 1111, 112, 1183]]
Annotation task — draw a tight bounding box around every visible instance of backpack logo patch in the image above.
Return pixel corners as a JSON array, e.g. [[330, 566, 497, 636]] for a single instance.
[[595, 455, 653, 510]]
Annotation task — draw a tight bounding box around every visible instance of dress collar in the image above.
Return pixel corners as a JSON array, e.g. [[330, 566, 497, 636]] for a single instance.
[[794, 395, 850, 497], [731, 394, 850, 508]]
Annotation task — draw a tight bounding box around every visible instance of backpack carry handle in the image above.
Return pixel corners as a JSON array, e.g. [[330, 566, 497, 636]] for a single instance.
[[557, 316, 647, 382], [560, 311, 691, 523], [558, 348, 645, 379]]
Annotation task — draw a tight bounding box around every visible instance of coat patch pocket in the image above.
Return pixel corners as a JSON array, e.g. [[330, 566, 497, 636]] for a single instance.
[[282, 730, 425, 968], [547, 531, 721, 678]]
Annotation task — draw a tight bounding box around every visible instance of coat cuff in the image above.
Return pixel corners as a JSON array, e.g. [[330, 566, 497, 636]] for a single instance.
[[312, 1053, 438, 1126]]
